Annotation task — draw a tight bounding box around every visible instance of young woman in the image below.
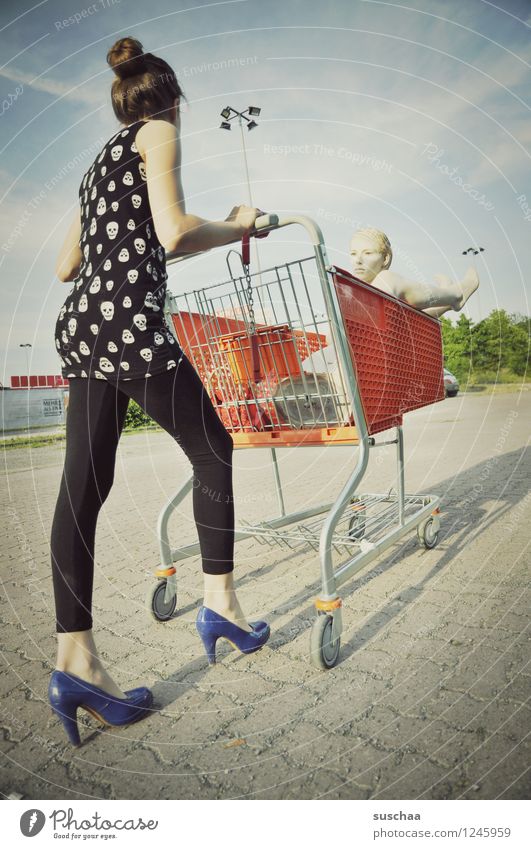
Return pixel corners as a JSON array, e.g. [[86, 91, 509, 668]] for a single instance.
[[349, 228, 480, 317], [49, 36, 270, 746]]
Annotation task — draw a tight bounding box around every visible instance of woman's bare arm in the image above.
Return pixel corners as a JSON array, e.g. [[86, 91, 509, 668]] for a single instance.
[[55, 208, 83, 282], [139, 119, 258, 253]]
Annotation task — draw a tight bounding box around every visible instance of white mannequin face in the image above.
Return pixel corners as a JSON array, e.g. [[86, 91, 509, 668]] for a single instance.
[[350, 233, 388, 283]]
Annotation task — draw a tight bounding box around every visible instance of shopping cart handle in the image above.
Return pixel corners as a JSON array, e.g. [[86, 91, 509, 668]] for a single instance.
[[240, 214, 279, 267], [252, 213, 279, 234]]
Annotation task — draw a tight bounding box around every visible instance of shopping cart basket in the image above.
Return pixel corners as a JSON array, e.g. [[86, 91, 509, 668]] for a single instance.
[[147, 214, 445, 669]]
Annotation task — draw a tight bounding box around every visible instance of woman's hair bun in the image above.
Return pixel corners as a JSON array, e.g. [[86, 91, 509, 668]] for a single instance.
[[107, 36, 147, 79]]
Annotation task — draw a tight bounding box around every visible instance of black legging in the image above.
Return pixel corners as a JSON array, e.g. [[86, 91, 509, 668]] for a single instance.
[[50, 355, 234, 633]]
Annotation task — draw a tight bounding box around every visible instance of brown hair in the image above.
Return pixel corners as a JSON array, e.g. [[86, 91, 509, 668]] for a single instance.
[[106, 36, 184, 125]]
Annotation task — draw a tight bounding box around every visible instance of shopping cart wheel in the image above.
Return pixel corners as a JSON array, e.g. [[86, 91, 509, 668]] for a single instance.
[[417, 517, 439, 550], [348, 500, 366, 541], [310, 615, 341, 670], [146, 580, 177, 622]]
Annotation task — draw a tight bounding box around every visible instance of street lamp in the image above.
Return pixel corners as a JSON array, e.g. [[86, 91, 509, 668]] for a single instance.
[[219, 105, 261, 130], [19, 343, 32, 386], [462, 246, 485, 256]]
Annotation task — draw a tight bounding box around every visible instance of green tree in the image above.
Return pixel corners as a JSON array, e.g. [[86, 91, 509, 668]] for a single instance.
[[473, 310, 512, 372], [507, 314, 530, 376], [123, 398, 155, 429], [441, 310, 530, 383], [441, 314, 474, 378]]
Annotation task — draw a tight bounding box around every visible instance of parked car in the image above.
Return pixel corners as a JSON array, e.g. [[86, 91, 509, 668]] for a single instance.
[[443, 368, 459, 397]]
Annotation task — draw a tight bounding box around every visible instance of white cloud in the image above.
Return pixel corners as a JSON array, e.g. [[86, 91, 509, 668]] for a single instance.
[[0, 64, 103, 106]]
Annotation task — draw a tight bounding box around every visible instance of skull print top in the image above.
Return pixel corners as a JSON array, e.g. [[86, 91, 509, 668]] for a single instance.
[[54, 119, 183, 380]]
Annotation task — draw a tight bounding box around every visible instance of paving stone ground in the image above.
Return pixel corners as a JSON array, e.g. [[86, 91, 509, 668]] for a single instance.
[[1, 390, 529, 800]]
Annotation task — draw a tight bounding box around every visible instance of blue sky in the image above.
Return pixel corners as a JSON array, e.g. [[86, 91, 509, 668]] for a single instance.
[[1, 0, 530, 379]]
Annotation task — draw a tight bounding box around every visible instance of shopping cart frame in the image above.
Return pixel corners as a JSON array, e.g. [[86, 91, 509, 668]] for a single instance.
[[147, 214, 442, 669]]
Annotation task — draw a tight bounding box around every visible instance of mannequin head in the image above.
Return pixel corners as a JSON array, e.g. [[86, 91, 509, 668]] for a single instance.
[[350, 228, 393, 283]]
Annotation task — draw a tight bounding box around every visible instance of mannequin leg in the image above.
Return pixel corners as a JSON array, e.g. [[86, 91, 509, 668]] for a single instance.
[[373, 268, 479, 312], [424, 305, 452, 318]]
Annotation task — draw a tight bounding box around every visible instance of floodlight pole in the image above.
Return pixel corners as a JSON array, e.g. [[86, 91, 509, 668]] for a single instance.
[[235, 113, 263, 286], [460, 246, 485, 320], [238, 114, 253, 206], [219, 106, 264, 284], [219, 106, 260, 206]]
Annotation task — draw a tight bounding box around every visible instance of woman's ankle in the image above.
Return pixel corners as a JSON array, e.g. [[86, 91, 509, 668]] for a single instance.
[[203, 596, 238, 616], [202, 574, 252, 630], [202, 597, 252, 631], [56, 645, 104, 677], [56, 656, 102, 676]]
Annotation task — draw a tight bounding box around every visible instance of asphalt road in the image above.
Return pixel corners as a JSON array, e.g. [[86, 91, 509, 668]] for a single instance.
[[1, 390, 529, 799]]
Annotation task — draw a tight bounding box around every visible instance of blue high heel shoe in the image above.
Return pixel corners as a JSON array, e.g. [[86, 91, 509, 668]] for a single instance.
[[196, 606, 270, 665], [48, 670, 153, 747]]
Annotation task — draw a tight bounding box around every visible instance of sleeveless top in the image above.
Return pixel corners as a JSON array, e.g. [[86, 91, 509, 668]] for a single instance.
[[54, 119, 183, 380]]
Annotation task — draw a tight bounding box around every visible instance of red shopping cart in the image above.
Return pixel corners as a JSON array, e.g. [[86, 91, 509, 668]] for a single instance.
[[147, 214, 445, 669]]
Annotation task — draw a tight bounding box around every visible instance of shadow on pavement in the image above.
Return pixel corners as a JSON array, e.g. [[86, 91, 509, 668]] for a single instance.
[[153, 443, 529, 703]]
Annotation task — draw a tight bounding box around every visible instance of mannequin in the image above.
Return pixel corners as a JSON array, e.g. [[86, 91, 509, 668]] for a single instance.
[[297, 226, 479, 418], [350, 228, 479, 318]]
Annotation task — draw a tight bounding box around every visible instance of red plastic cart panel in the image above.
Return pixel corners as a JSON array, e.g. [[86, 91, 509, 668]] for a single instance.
[[332, 267, 445, 435]]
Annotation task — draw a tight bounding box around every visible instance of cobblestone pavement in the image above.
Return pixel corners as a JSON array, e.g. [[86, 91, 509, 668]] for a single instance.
[[1, 391, 529, 800]]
